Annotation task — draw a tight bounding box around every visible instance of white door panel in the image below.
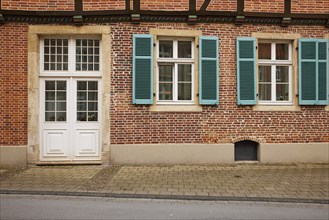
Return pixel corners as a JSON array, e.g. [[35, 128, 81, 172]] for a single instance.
[[43, 129, 69, 158], [74, 129, 99, 158]]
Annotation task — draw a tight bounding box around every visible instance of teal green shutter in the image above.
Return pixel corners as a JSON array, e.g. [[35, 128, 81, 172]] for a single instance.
[[133, 34, 153, 104], [299, 39, 328, 105], [199, 36, 219, 105], [236, 37, 256, 105]]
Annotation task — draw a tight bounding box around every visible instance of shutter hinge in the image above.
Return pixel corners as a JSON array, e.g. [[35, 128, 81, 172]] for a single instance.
[[153, 93, 156, 96], [256, 46, 258, 50], [153, 43, 156, 47], [296, 47, 298, 51], [197, 93, 199, 97], [197, 45, 199, 48]]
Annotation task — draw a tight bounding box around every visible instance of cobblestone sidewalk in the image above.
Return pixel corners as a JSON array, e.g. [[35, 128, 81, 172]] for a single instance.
[[1, 164, 328, 203]]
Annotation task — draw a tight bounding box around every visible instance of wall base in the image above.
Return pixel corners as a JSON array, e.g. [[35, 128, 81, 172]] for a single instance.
[[111, 144, 234, 164], [0, 146, 27, 167], [111, 143, 329, 164]]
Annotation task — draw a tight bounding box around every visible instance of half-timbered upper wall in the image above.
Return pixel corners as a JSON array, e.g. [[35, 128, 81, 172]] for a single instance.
[[197, 0, 237, 12], [1, 0, 74, 11], [292, 0, 329, 14], [140, 0, 189, 11], [1, 0, 328, 14], [83, 0, 126, 11], [245, 0, 284, 13]]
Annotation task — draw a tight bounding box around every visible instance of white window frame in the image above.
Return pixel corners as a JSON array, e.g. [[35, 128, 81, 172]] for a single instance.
[[40, 36, 102, 77], [156, 38, 195, 104], [258, 41, 293, 105]]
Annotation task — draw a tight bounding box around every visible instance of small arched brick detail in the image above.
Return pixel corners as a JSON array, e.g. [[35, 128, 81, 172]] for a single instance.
[[231, 136, 265, 144]]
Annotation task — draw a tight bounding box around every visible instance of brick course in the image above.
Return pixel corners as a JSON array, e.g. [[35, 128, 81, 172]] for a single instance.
[[1, 0, 74, 11], [0, 24, 28, 146], [196, 0, 237, 11], [245, 0, 284, 13], [292, 0, 329, 14], [83, 0, 126, 11]]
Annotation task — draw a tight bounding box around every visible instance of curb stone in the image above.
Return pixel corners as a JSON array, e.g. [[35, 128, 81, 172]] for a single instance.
[[1, 190, 328, 204]]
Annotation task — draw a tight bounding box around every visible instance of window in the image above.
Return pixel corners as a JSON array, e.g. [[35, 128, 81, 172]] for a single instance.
[[132, 32, 219, 109], [157, 39, 194, 103], [41, 37, 100, 74], [258, 41, 292, 104]]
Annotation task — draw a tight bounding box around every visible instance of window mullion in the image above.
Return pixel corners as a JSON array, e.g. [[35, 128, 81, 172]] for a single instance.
[[272, 65, 276, 102], [174, 63, 177, 101], [69, 38, 75, 73]]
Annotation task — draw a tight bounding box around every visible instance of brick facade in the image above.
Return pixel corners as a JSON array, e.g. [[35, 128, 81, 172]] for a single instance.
[[292, 0, 329, 14], [245, 0, 284, 13], [83, 0, 126, 11], [0, 0, 328, 164], [0, 24, 28, 146], [1, 0, 74, 11]]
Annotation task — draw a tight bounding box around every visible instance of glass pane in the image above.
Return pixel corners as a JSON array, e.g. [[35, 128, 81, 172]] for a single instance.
[[258, 66, 271, 82], [88, 102, 98, 111], [159, 83, 173, 100], [50, 63, 56, 70], [159, 41, 173, 58], [56, 102, 66, 111], [56, 63, 62, 71], [178, 64, 192, 82], [94, 64, 99, 71], [44, 63, 49, 71], [88, 112, 98, 121], [44, 55, 49, 62], [82, 39, 87, 47], [276, 66, 289, 83], [259, 84, 271, 101], [57, 55, 62, 62], [51, 55, 55, 62], [77, 112, 87, 121], [77, 81, 87, 90], [77, 92, 87, 100], [77, 102, 87, 111], [57, 47, 62, 54], [51, 39, 56, 46], [178, 41, 192, 58], [45, 112, 55, 121], [88, 92, 98, 100], [76, 39, 81, 46], [82, 56, 87, 62], [178, 83, 192, 100], [57, 112, 66, 121], [82, 64, 87, 71], [63, 63, 68, 71], [258, 43, 271, 59], [51, 47, 56, 54], [56, 92, 66, 101], [159, 65, 173, 82], [46, 92, 55, 100], [88, 81, 98, 90], [95, 40, 99, 47], [45, 81, 55, 90], [276, 84, 289, 101], [44, 39, 49, 46], [94, 56, 99, 63], [45, 102, 55, 111], [276, 43, 289, 60], [76, 55, 81, 62]]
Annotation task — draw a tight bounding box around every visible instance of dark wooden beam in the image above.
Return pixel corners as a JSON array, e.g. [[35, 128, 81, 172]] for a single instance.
[[200, 0, 211, 11], [125, 0, 130, 11], [74, 0, 83, 12], [0, 0, 2, 10], [284, 0, 291, 17], [237, 0, 244, 15], [189, 0, 196, 12], [133, 0, 140, 12]]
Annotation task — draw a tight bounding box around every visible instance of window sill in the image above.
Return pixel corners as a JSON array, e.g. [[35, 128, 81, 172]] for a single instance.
[[253, 105, 301, 111], [150, 104, 202, 112]]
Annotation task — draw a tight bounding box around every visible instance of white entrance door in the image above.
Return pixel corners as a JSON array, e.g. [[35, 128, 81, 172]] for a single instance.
[[40, 78, 101, 161]]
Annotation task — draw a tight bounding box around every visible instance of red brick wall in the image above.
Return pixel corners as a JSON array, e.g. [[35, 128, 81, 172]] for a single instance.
[[83, 0, 126, 11], [0, 24, 28, 146], [1, 0, 74, 11], [196, 0, 237, 11], [245, 0, 284, 13], [1, 19, 328, 146], [110, 23, 329, 145], [292, 0, 329, 14], [140, 0, 189, 11]]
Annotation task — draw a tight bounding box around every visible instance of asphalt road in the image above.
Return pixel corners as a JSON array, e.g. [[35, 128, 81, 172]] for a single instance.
[[1, 194, 328, 220]]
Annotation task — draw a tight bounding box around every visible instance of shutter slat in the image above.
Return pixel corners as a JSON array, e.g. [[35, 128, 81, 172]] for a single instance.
[[299, 39, 328, 105], [237, 37, 256, 105], [133, 34, 153, 104], [199, 36, 219, 105]]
